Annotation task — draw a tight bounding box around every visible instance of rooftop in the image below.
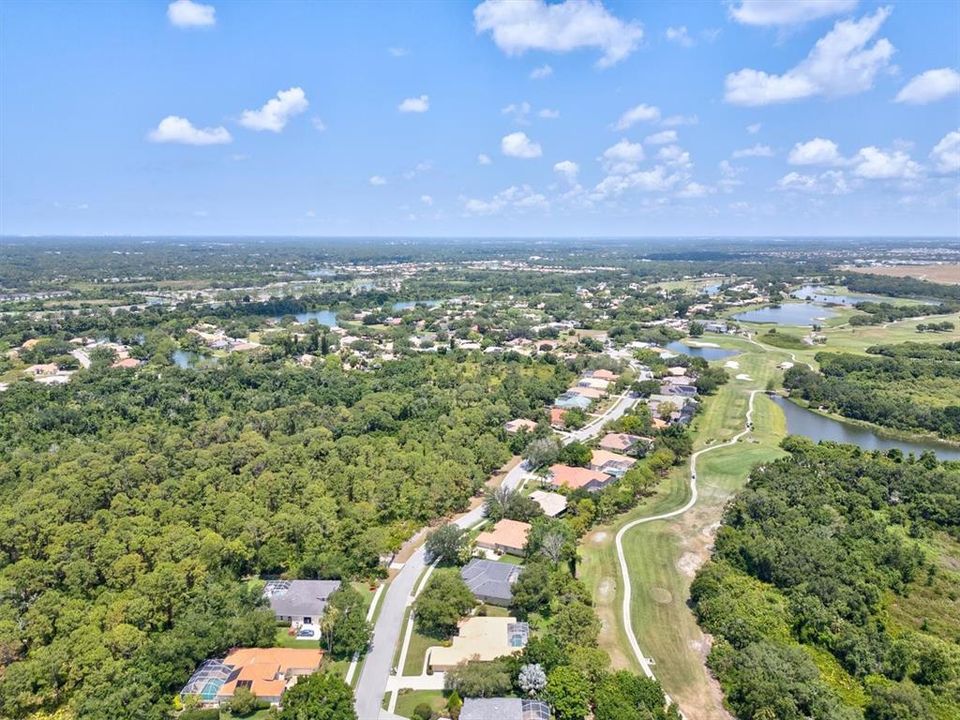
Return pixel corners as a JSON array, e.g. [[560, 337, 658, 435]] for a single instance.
[[461, 558, 521, 604], [548, 464, 610, 491], [263, 579, 341, 619], [475, 519, 531, 552]]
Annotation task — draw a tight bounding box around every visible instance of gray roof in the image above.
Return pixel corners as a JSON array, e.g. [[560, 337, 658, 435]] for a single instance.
[[461, 698, 550, 720], [263, 579, 341, 618], [461, 558, 520, 604]]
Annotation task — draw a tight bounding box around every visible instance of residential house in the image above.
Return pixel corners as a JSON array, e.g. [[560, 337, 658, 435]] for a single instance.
[[566, 385, 605, 400], [660, 383, 698, 398], [460, 698, 551, 720], [475, 519, 531, 556], [529, 490, 567, 517], [588, 369, 618, 381], [549, 407, 567, 428], [547, 464, 613, 492], [23, 363, 58, 377], [263, 579, 341, 626], [588, 450, 637, 478], [504, 418, 538, 434], [577, 377, 610, 391], [180, 648, 322, 707], [427, 616, 529, 671], [461, 558, 521, 606], [598, 433, 652, 454], [111, 358, 141, 369], [554, 393, 592, 411]]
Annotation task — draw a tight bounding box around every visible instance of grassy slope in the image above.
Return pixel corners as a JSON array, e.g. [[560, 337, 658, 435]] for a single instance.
[[580, 339, 790, 719]]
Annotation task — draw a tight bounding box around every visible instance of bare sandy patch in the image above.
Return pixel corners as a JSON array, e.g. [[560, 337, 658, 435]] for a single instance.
[[590, 531, 609, 545], [735, 373, 752, 381], [723, 360, 739, 369], [677, 552, 702, 577], [843, 263, 960, 285]]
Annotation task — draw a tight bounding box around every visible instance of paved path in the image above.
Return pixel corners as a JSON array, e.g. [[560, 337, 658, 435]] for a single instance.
[[614, 389, 758, 711], [355, 390, 638, 719]]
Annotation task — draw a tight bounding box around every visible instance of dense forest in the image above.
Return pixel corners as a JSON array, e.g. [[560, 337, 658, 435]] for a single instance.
[[782, 341, 960, 439], [0, 353, 571, 718], [692, 438, 960, 720]]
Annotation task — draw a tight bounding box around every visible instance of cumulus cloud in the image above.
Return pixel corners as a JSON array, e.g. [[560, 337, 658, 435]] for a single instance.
[[676, 182, 712, 198], [369, 175, 387, 186], [645, 130, 677, 145], [474, 0, 644, 68], [658, 144, 692, 168], [725, 8, 894, 106], [148, 115, 231, 145], [167, 0, 215, 28], [240, 87, 308, 132], [477, 153, 493, 165], [852, 146, 921, 179], [530, 64, 553, 79], [602, 139, 645, 173], [464, 184, 548, 214], [311, 117, 327, 132], [661, 114, 698, 127], [777, 170, 851, 194], [501, 131, 542, 158], [788, 138, 844, 165], [895, 68, 960, 105], [398, 95, 430, 113], [930, 130, 960, 174], [421, 195, 434, 206], [747, 122, 762, 134], [732, 144, 774, 158], [729, 0, 857, 26], [502, 101, 532, 124], [613, 103, 660, 130], [665, 26, 694, 47], [539, 108, 560, 119], [554, 160, 580, 182], [590, 165, 678, 200]]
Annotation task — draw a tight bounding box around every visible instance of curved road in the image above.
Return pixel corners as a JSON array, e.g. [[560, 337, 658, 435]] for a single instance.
[[614, 389, 759, 688], [355, 392, 639, 719]]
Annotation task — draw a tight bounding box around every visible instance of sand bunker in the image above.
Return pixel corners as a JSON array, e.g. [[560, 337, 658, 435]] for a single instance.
[[723, 360, 739, 369], [735, 373, 753, 381]]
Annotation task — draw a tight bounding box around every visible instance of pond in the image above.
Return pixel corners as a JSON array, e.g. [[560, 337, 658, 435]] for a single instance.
[[172, 350, 220, 369], [392, 299, 441, 311], [289, 309, 339, 326], [733, 303, 837, 326], [665, 341, 737, 361], [791, 285, 881, 305], [770, 395, 960, 461]]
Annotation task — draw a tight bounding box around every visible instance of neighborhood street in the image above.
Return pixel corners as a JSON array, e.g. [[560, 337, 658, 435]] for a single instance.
[[354, 391, 638, 719]]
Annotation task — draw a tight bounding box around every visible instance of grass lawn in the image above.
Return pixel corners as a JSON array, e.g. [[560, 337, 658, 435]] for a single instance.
[[274, 626, 319, 649], [579, 340, 790, 719], [221, 709, 273, 720], [478, 604, 511, 617], [394, 689, 451, 719]]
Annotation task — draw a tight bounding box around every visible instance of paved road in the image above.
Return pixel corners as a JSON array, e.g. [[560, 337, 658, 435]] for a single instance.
[[614, 389, 758, 715], [354, 391, 638, 719]]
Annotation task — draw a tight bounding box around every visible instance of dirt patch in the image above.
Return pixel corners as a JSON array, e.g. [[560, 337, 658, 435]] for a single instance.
[[843, 263, 960, 285], [590, 531, 609, 545], [677, 552, 702, 577], [650, 586, 673, 604], [598, 578, 615, 602]]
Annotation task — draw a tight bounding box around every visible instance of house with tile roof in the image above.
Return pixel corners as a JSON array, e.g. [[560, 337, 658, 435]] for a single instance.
[[547, 464, 613, 492], [475, 519, 531, 556]]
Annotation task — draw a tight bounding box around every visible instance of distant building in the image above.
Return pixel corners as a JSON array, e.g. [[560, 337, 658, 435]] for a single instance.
[[180, 648, 323, 707], [547, 464, 613, 492], [504, 418, 538, 434], [475, 519, 531, 556], [588, 449, 637, 478], [461, 558, 521, 606], [460, 698, 551, 720], [529, 490, 568, 517]]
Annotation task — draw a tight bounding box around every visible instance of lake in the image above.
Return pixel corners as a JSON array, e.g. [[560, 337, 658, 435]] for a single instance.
[[791, 285, 881, 305], [172, 350, 220, 369], [771, 395, 960, 461], [734, 303, 837, 326], [665, 340, 737, 361], [292, 310, 338, 326], [393, 299, 441, 311]]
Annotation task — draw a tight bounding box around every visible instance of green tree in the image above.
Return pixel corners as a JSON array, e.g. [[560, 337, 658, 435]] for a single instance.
[[444, 659, 513, 697], [546, 665, 591, 720], [557, 441, 591, 467], [425, 524, 467, 566], [413, 569, 475, 638], [322, 585, 373, 659], [278, 672, 356, 720]]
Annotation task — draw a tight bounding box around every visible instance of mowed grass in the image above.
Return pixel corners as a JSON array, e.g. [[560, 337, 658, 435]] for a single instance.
[[580, 342, 790, 719], [394, 689, 450, 719]]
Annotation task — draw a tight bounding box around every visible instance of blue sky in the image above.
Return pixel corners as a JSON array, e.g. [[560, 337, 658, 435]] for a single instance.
[[1, 0, 958, 237]]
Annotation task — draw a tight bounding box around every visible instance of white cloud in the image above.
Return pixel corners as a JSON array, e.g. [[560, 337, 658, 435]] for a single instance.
[[676, 182, 712, 198], [554, 160, 580, 182], [167, 0, 215, 28], [747, 122, 762, 134], [312, 117, 327, 132], [501, 131, 542, 158], [732, 144, 774, 158], [658, 144, 691, 168], [464, 184, 548, 215], [539, 108, 560, 119], [530, 64, 553, 79], [477, 153, 493, 165], [895, 68, 960, 105], [661, 114, 698, 127], [388, 47, 409, 57], [590, 165, 678, 200], [421, 195, 434, 206], [403, 161, 432, 180], [502, 101, 532, 123], [474, 0, 644, 68], [398, 95, 430, 113], [665, 26, 694, 48], [729, 0, 857, 26], [725, 8, 894, 106], [777, 170, 851, 194], [645, 130, 677, 145], [852, 146, 921, 179], [240, 87, 308, 132], [148, 116, 231, 145], [602, 139, 645, 173], [369, 175, 387, 186], [788, 137, 844, 165], [930, 130, 960, 174], [613, 103, 660, 130]]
